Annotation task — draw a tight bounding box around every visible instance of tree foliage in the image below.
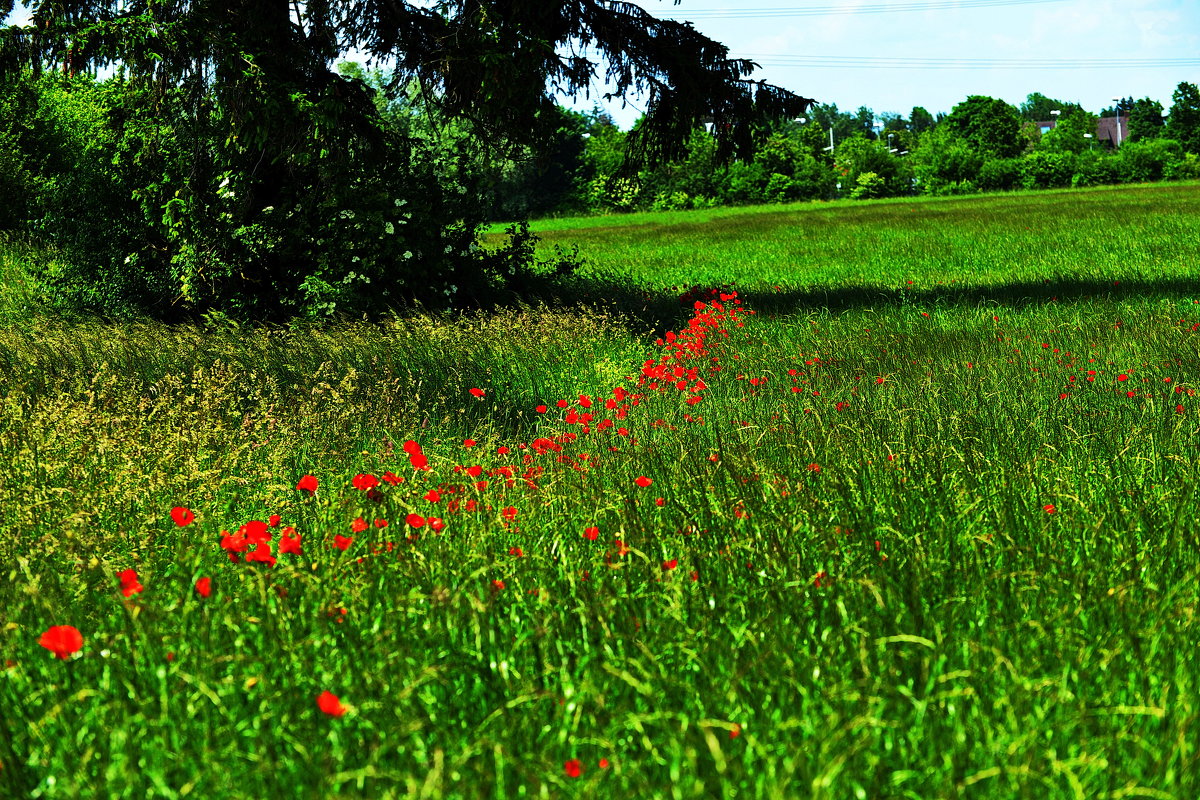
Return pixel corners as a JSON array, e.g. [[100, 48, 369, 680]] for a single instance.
[[941, 95, 1024, 159], [1167, 81, 1200, 155], [0, 0, 813, 318], [1019, 92, 1083, 122], [1127, 97, 1165, 143]]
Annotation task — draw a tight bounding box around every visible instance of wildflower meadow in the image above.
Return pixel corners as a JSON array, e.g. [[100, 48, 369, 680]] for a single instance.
[[2, 183, 1200, 798]]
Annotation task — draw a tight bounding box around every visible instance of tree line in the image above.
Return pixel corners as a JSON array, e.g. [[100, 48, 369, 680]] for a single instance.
[[485, 83, 1200, 217]]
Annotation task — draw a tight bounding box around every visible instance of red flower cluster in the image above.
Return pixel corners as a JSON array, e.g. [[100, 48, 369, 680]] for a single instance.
[[219, 517, 299, 566]]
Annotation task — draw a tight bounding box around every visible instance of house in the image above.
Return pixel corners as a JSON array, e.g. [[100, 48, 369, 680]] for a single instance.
[[1095, 116, 1129, 147], [1036, 115, 1129, 147]]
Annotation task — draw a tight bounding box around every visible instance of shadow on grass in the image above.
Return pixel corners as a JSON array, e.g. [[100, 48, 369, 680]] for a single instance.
[[507, 272, 1200, 337]]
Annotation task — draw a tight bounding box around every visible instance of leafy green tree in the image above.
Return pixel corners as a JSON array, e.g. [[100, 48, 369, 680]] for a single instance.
[[909, 106, 936, 135], [940, 95, 1025, 159], [1019, 92, 1083, 122], [910, 126, 984, 195], [1127, 97, 1165, 143], [854, 106, 878, 140], [1100, 97, 1134, 118], [794, 120, 834, 164], [0, 0, 813, 318], [807, 103, 862, 150], [1038, 108, 1099, 154], [879, 112, 905, 133], [1167, 82, 1200, 154], [834, 137, 910, 197]]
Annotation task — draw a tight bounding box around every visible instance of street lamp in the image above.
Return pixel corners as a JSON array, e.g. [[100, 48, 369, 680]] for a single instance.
[[1050, 109, 1060, 129], [887, 132, 896, 152], [1112, 97, 1123, 147], [1083, 133, 1094, 150]]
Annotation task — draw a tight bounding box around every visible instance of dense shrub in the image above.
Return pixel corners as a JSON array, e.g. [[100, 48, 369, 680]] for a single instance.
[[1071, 152, 1121, 187], [835, 137, 911, 198], [911, 131, 984, 195], [1165, 152, 1200, 180], [977, 158, 1022, 191], [1021, 151, 1075, 190], [720, 161, 770, 204], [1116, 138, 1184, 183], [850, 171, 888, 199]]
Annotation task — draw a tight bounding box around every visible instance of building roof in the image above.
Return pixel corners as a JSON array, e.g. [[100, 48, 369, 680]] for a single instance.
[[1035, 115, 1129, 146]]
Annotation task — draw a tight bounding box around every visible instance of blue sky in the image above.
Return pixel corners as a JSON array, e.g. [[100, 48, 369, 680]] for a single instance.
[[6, 0, 1198, 128], [571, 0, 1200, 127]]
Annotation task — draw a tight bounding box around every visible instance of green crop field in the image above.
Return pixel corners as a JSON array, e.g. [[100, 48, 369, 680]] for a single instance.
[[3, 183, 1200, 799]]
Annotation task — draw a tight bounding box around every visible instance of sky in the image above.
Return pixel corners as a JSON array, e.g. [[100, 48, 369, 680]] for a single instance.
[[569, 0, 1200, 128], [6, 0, 1199, 129]]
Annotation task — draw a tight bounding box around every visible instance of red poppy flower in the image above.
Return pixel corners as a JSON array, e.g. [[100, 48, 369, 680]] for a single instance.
[[469, 387, 485, 398], [332, 534, 354, 551], [424, 489, 441, 502], [564, 759, 583, 778], [634, 476, 652, 488], [463, 439, 477, 447], [382, 471, 403, 486], [584, 526, 599, 541], [509, 546, 524, 557], [39, 625, 83, 659], [245, 541, 277, 567], [194, 577, 212, 598], [428, 517, 445, 532], [406, 513, 426, 528], [535, 404, 548, 413], [279, 528, 302, 555], [662, 559, 678, 571], [240, 520, 270, 544], [491, 579, 505, 591], [317, 690, 347, 717], [501, 506, 517, 522], [117, 569, 143, 598], [267, 514, 282, 527], [352, 473, 379, 491], [296, 474, 318, 494], [374, 518, 388, 529], [599, 758, 610, 769], [351, 517, 369, 533], [1043, 504, 1057, 514], [409, 453, 430, 470], [170, 506, 195, 526]]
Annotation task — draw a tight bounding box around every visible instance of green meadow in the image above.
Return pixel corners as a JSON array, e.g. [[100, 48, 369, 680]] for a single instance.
[[3, 183, 1200, 798]]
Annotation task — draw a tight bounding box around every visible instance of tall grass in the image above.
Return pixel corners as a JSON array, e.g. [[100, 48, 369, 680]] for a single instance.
[[3, 183, 1199, 798]]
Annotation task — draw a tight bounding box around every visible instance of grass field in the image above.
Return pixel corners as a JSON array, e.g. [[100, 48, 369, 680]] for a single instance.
[[3, 183, 1200, 798]]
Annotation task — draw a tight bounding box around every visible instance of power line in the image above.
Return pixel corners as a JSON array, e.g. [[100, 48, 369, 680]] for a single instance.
[[740, 53, 1200, 70], [639, 0, 1068, 19]]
